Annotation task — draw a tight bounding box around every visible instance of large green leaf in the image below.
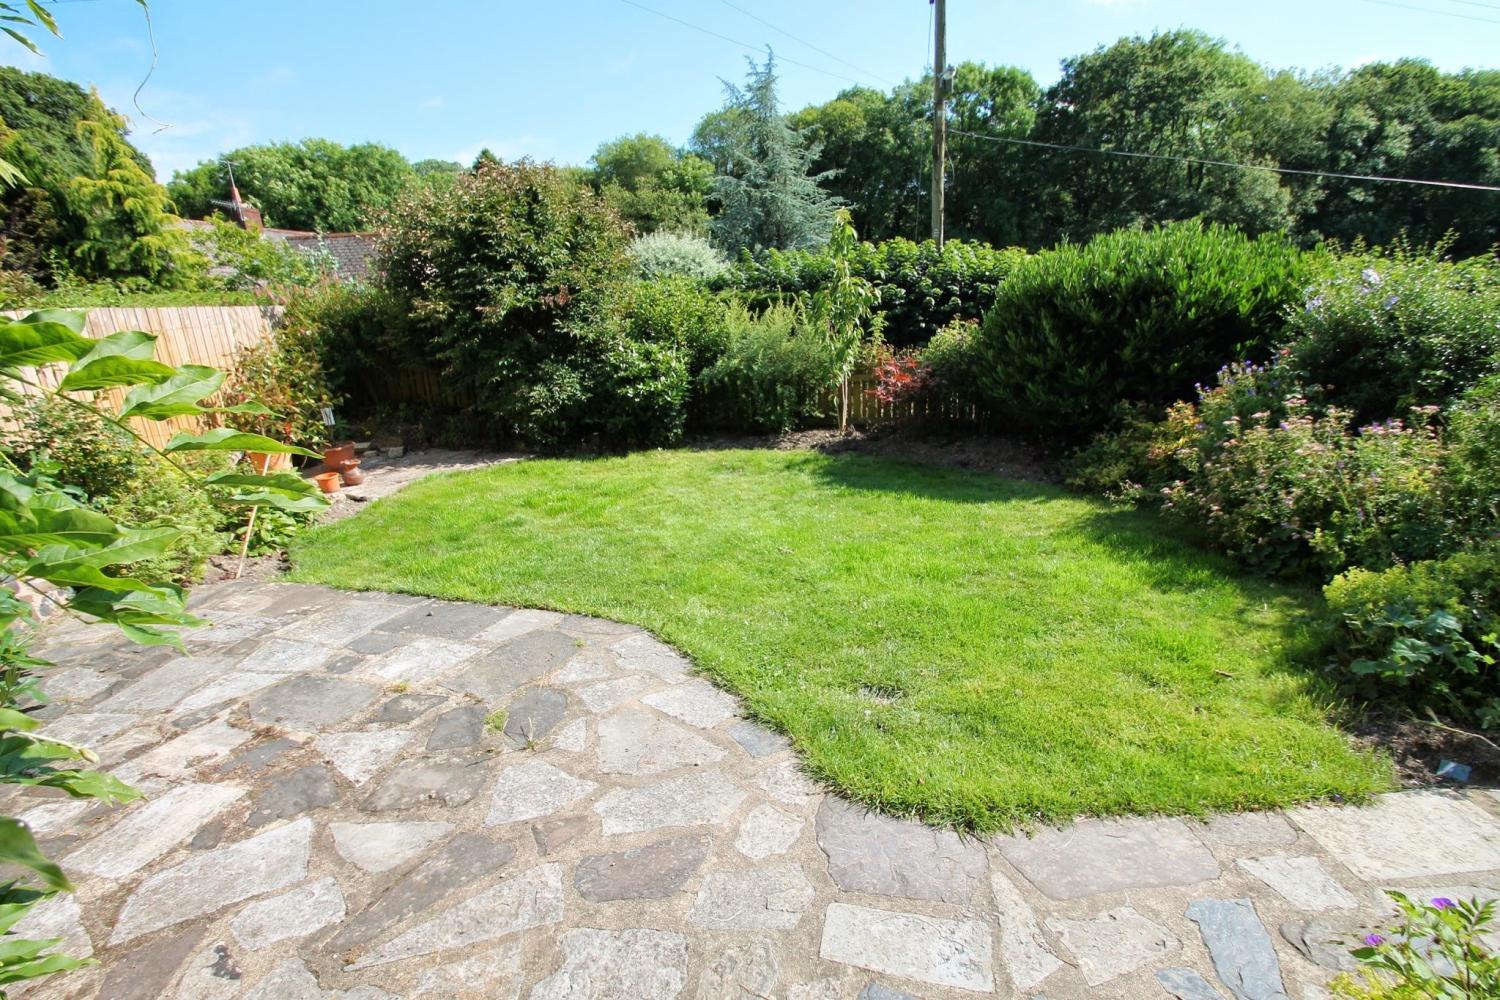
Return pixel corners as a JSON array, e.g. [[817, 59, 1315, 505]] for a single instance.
[[41, 527, 184, 570], [0, 313, 92, 370], [205, 471, 329, 513], [16, 310, 84, 335], [0, 820, 68, 892], [164, 428, 320, 459], [22, 556, 162, 595], [60, 330, 175, 391], [0, 506, 119, 552], [116, 365, 224, 420]]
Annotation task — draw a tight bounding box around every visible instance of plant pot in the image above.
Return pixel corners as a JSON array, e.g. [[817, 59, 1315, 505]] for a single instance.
[[322, 442, 355, 471], [313, 471, 341, 494], [247, 451, 291, 475], [338, 459, 365, 487]]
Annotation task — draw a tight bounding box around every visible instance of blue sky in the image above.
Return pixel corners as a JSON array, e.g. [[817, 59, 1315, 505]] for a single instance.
[[9, 0, 1498, 181]]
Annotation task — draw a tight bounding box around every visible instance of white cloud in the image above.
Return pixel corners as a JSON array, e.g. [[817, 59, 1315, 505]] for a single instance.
[[420, 96, 446, 110]]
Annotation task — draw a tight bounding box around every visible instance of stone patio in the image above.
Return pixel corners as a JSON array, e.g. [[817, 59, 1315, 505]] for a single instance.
[[13, 581, 1500, 999]]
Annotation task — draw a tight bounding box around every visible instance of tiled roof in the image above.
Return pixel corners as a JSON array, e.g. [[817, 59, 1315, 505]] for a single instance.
[[279, 232, 378, 281]]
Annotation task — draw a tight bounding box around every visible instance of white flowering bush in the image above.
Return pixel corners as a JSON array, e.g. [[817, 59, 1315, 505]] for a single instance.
[[628, 231, 729, 283]]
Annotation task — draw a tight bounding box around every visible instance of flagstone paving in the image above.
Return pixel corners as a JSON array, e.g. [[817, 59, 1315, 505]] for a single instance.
[[13, 580, 1500, 999]]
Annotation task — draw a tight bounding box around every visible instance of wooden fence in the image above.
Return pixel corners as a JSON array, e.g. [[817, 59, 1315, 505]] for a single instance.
[[2, 306, 275, 449]]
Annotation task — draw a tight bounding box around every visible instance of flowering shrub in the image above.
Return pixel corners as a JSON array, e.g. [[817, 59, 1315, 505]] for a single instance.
[[628, 231, 729, 283], [1332, 892, 1499, 999]]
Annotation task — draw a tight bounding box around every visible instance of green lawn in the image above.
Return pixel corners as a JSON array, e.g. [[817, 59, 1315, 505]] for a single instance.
[[290, 449, 1390, 830]]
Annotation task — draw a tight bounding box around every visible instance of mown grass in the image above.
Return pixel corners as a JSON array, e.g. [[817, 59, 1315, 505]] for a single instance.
[[290, 449, 1391, 830]]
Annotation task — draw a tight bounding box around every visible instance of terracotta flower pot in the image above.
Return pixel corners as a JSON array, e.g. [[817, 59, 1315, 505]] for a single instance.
[[247, 451, 291, 475], [338, 459, 365, 487], [313, 471, 341, 494], [322, 442, 355, 471]]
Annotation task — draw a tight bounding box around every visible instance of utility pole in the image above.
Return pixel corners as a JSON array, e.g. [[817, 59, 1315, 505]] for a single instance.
[[930, 0, 947, 247]]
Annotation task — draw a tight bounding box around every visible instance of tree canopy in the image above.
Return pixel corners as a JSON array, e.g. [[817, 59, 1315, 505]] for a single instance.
[[586, 132, 712, 236]]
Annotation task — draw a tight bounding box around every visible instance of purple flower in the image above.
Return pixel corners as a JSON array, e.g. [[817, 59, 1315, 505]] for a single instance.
[[1365, 933, 1385, 947], [1432, 897, 1455, 910], [1362, 267, 1383, 286]]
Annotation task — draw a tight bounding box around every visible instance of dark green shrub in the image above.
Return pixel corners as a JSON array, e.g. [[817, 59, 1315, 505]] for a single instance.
[[1284, 243, 1500, 424], [1444, 374, 1500, 540], [1323, 541, 1500, 728], [693, 304, 838, 433], [622, 277, 729, 373], [975, 222, 1312, 443]]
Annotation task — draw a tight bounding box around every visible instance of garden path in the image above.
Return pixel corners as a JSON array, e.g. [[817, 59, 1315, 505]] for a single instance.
[[12, 585, 1500, 998]]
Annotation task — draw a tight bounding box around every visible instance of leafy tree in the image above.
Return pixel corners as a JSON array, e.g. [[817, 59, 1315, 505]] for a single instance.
[[588, 133, 711, 235], [706, 54, 840, 253], [168, 139, 414, 231], [809, 209, 878, 431]]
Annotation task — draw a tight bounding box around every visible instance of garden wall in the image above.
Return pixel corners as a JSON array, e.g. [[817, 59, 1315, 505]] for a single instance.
[[2, 306, 273, 448]]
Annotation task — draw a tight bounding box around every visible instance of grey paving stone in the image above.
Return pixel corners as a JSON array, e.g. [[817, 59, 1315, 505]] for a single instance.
[[502, 686, 569, 748], [376, 600, 505, 640], [42, 667, 115, 701], [217, 737, 298, 776], [98, 656, 233, 712], [999, 817, 1220, 900], [376, 692, 447, 723], [594, 771, 747, 835], [1187, 898, 1289, 1000], [426, 703, 486, 750], [236, 638, 337, 673], [858, 985, 920, 1000], [991, 868, 1064, 991], [173, 942, 245, 1000], [555, 653, 612, 684], [325, 652, 364, 674], [97, 923, 205, 1000], [315, 730, 412, 785], [368, 636, 482, 683], [411, 943, 524, 997], [475, 608, 564, 643], [786, 978, 848, 1000], [256, 583, 345, 617], [190, 818, 225, 850], [563, 614, 636, 637], [36, 711, 136, 746], [575, 834, 710, 901], [1278, 918, 1366, 973], [611, 632, 691, 681], [1046, 906, 1181, 986], [552, 717, 588, 752], [1197, 812, 1298, 851], [248, 675, 381, 731], [345, 862, 563, 970], [728, 720, 790, 758], [531, 927, 690, 1000], [281, 599, 407, 643], [247, 764, 340, 827], [736, 803, 804, 860], [697, 937, 780, 1000], [112, 717, 253, 784], [110, 818, 313, 944], [643, 678, 738, 728], [331, 820, 453, 873], [820, 901, 994, 992], [363, 758, 487, 811], [575, 675, 655, 713], [597, 708, 724, 775], [1159, 968, 1230, 1000], [816, 797, 987, 904], [1236, 856, 1359, 911], [757, 760, 821, 806], [485, 759, 597, 824], [347, 630, 404, 656], [67, 782, 245, 878], [1289, 791, 1500, 879], [533, 814, 591, 855], [12, 892, 91, 961], [187, 611, 284, 645], [688, 863, 815, 930], [242, 958, 323, 1000], [230, 876, 346, 950], [17, 798, 91, 837], [330, 833, 516, 951], [442, 630, 579, 701]]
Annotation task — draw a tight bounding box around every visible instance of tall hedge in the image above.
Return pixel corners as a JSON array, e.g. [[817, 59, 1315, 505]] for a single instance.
[[974, 222, 1313, 442]]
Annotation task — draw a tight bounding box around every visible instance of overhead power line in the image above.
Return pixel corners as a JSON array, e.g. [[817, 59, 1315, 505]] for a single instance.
[[1352, 0, 1500, 24], [1440, 0, 1500, 11], [710, 0, 896, 86], [947, 128, 1500, 193]]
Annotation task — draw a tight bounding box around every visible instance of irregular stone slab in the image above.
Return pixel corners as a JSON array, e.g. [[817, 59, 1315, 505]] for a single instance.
[[757, 760, 821, 806], [555, 654, 611, 685], [380, 600, 506, 640], [427, 704, 487, 750], [816, 797, 986, 903], [347, 630, 403, 656], [412, 942, 523, 996], [38, 711, 136, 746], [991, 869, 1063, 990], [18, 798, 91, 836], [1279, 918, 1365, 973], [248, 764, 340, 827], [594, 771, 747, 835], [176, 672, 284, 715], [442, 631, 579, 701], [576, 675, 654, 713], [858, 985, 920, 1000], [503, 686, 568, 748], [643, 678, 738, 728], [97, 923, 205, 1000], [369, 636, 481, 683], [248, 675, 381, 731], [736, 803, 804, 860], [688, 863, 815, 930], [332, 820, 454, 873], [237, 638, 336, 673], [1237, 856, 1359, 911], [697, 937, 779, 1000], [316, 730, 413, 785], [532, 928, 690, 1000], [283, 599, 406, 643], [99, 656, 232, 711], [1187, 898, 1289, 1000], [243, 958, 323, 1000], [787, 979, 848, 1000], [820, 901, 994, 992], [476, 608, 564, 643], [363, 759, 487, 812], [376, 692, 447, 723], [486, 759, 597, 824], [110, 817, 312, 944], [564, 614, 636, 637], [1289, 791, 1500, 879], [346, 862, 563, 970], [330, 833, 516, 951], [1198, 812, 1298, 851], [575, 834, 710, 901], [999, 817, 1219, 900], [612, 632, 691, 681], [230, 876, 345, 949], [42, 667, 115, 701], [534, 814, 591, 855], [597, 708, 725, 775], [552, 718, 587, 752], [113, 717, 253, 784], [729, 720, 790, 758], [1159, 968, 1230, 1000], [1046, 906, 1180, 986], [174, 942, 245, 1000], [12, 892, 91, 961], [67, 782, 244, 877]]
